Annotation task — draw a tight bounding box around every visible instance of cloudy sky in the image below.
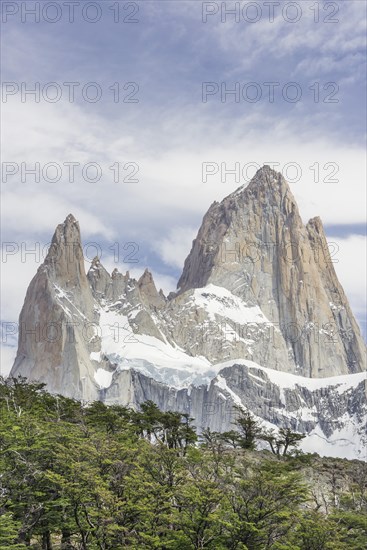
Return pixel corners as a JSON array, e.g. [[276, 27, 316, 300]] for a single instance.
[[1, 0, 366, 374]]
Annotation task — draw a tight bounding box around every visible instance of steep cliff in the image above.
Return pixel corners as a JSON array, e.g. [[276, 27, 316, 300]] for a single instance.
[[176, 166, 365, 377], [11, 214, 100, 401]]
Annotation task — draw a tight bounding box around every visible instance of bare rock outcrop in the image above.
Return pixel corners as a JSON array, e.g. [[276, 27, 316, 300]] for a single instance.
[[11, 214, 100, 401], [176, 166, 366, 376]]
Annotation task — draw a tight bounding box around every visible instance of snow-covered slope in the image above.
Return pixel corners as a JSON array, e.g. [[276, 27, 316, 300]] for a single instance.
[[88, 288, 366, 460], [94, 304, 215, 388]]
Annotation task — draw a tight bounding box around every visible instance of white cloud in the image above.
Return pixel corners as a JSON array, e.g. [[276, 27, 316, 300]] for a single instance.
[[0, 346, 16, 377], [2, 97, 366, 333], [1, 243, 42, 322], [150, 272, 177, 295], [331, 234, 367, 323], [1, 191, 115, 240], [154, 226, 197, 269], [213, 0, 366, 69], [1, 0, 365, 345]]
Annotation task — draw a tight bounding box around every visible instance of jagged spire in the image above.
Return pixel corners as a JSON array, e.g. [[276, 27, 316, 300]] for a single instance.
[[177, 166, 298, 293], [10, 214, 97, 401], [138, 269, 165, 308], [42, 213, 89, 294]]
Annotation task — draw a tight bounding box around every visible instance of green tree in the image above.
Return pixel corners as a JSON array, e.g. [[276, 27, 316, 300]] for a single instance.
[[0, 513, 27, 550], [288, 511, 349, 549], [262, 427, 306, 456], [233, 406, 263, 450], [0, 377, 365, 549], [225, 460, 308, 549], [172, 447, 227, 549]]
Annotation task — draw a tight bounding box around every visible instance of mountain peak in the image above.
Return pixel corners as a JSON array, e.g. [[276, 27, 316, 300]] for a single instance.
[[137, 269, 165, 308], [306, 216, 323, 232], [176, 167, 365, 376], [177, 166, 298, 294], [138, 268, 153, 284], [42, 213, 85, 288], [64, 213, 78, 224], [231, 166, 294, 215], [249, 164, 287, 190], [90, 256, 102, 268], [254, 164, 281, 178], [228, 165, 287, 197]]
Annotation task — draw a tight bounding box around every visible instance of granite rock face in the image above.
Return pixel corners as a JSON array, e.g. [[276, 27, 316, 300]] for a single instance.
[[177, 166, 365, 377], [102, 362, 366, 459], [10, 167, 367, 458], [11, 215, 100, 401]]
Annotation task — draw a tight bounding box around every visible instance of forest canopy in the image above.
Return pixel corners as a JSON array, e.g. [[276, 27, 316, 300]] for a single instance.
[[0, 376, 366, 549]]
